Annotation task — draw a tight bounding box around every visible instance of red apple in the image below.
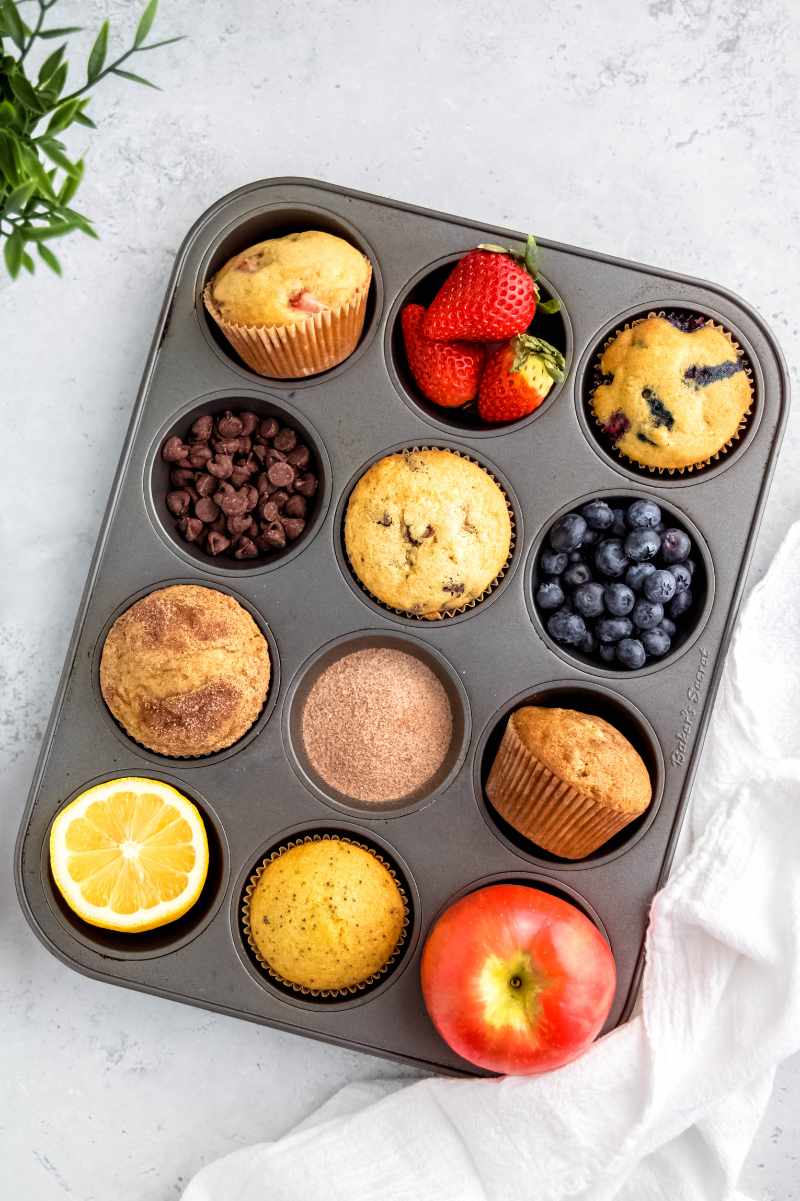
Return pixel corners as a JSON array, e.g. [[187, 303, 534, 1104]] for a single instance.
[[420, 883, 615, 1074]]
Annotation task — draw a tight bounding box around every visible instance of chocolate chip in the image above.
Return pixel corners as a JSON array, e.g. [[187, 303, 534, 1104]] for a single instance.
[[238, 435, 252, 455], [227, 513, 252, 536], [234, 537, 258, 559], [259, 499, 280, 523], [284, 494, 307, 518], [217, 411, 243, 438], [212, 438, 242, 456], [229, 467, 250, 487], [264, 447, 287, 466], [258, 417, 279, 441], [208, 516, 227, 534], [206, 530, 230, 555], [376, 512, 392, 527], [207, 454, 233, 479], [241, 454, 260, 476], [295, 473, 318, 497], [239, 411, 259, 436], [189, 414, 213, 442], [442, 580, 465, 596], [176, 457, 193, 469], [252, 443, 268, 463], [170, 468, 195, 487], [195, 473, 217, 497], [166, 490, 191, 517], [256, 472, 271, 496], [177, 516, 204, 542], [218, 489, 248, 517], [162, 436, 189, 462], [188, 444, 213, 468], [270, 490, 289, 512], [263, 522, 286, 548], [195, 497, 220, 523], [267, 460, 295, 489], [185, 486, 199, 503], [286, 444, 310, 469], [281, 516, 305, 541], [242, 484, 259, 511], [273, 427, 297, 452]]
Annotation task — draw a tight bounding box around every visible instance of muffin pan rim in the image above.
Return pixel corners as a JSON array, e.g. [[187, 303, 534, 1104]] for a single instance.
[[194, 199, 385, 389], [384, 250, 574, 439], [526, 487, 716, 679], [282, 627, 473, 818], [14, 177, 790, 1076], [143, 387, 333, 578], [472, 681, 666, 871], [575, 300, 765, 488], [90, 576, 281, 767]]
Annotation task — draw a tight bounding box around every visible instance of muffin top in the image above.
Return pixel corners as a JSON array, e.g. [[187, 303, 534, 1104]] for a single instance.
[[247, 840, 406, 991], [344, 449, 512, 617], [100, 584, 270, 757], [207, 230, 371, 328], [509, 707, 651, 815], [591, 316, 751, 470]]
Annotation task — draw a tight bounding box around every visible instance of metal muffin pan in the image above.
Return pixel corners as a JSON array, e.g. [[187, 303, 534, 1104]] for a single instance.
[[15, 178, 789, 1076]]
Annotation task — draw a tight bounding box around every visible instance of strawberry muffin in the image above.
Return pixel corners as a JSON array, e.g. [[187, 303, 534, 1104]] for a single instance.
[[204, 230, 372, 378]]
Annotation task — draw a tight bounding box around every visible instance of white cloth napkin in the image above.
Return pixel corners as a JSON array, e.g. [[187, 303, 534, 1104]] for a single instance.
[[184, 524, 800, 1201]]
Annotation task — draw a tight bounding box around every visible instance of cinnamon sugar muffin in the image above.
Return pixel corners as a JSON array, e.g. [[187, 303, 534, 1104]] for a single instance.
[[344, 449, 512, 617], [100, 585, 270, 756]]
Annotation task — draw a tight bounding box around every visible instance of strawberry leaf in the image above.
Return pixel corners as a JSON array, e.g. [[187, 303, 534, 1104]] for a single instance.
[[538, 296, 562, 315]]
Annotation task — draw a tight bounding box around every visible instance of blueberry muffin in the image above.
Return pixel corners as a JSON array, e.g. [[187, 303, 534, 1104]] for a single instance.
[[100, 585, 270, 756], [344, 449, 512, 617], [244, 839, 407, 992], [486, 706, 652, 858], [591, 316, 752, 471], [204, 230, 372, 378]]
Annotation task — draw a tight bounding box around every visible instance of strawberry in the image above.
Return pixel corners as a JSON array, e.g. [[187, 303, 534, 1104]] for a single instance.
[[478, 334, 566, 423], [400, 304, 485, 408], [422, 234, 560, 343]]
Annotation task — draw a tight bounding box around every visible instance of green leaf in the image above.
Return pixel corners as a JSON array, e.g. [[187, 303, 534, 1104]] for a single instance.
[[45, 97, 82, 135], [43, 60, 69, 100], [2, 0, 26, 50], [18, 142, 56, 196], [138, 35, 184, 50], [19, 219, 77, 240], [61, 205, 98, 237], [538, 296, 562, 315], [524, 233, 539, 276], [38, 44, 66, 85], [86, 19, 109, 82], [5, 179, 35, 212], [38, 26, 84, 38], [37, 242, 62, 274], [58, 157, 83, 204], [134, 0, 158, 47], [111, 67, 159, 89], [4, 231, 23, 279], [21, 249, 35, 274], [8, 70, 44, 114], [0, 100, 18, 128], [39, 139, 80, 177], [73, 109, 97, 129]]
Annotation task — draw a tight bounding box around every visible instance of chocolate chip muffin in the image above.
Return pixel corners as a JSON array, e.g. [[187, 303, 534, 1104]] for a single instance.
[[344, 449, 512, 617], [203, 230, 372, 378], [591, 316, 752, 471], [100, 585, 270, 757], [244, 838, 407, 992], [486, 706, 652, 859]]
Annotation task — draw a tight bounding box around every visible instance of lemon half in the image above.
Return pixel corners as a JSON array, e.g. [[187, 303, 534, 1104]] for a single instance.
[[49, 778, 209, 933]]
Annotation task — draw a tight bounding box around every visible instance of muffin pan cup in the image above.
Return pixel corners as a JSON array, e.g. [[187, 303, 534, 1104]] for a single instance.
[[15, 178, 789, 1077]]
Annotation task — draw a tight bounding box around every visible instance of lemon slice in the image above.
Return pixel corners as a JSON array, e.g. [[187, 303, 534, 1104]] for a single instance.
[[49, 778, 209, 933]]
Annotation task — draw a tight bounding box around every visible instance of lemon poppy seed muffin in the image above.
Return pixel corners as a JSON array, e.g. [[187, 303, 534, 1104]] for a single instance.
[[344, 449, 512, 617], [246, 840, 406, 992], [486, 706, 652, 859], [100, 585, 270, 757], [204, 230, 372, 378], [591, 316, 751, 471]]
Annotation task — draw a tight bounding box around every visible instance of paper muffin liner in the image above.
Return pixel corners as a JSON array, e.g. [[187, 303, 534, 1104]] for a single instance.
[[486, 720, 646, 860], [203, 269, 371, 379], [588, 312, 754, 476], [344, 447, 517, 622], [241, 833, 410, 999]]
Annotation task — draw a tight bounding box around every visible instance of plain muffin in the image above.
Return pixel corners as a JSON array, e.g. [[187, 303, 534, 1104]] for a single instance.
[[246, 839, 406, 992], [591, 316, 752, 472], [344, 449, 512, 617], [486, 706, 652, 859], [100, 585, 270, 757]]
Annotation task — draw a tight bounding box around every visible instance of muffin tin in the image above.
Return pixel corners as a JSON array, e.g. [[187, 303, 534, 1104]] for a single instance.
[[15, 178, 788, 1076]]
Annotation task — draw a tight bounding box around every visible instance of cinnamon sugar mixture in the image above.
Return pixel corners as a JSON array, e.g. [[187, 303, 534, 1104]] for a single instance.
[[300, 647, 453, 803]]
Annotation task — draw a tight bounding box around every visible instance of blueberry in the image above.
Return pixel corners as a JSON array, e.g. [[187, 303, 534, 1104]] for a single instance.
[[611, 508, 628, 537], [599, 643, 617, 663], [669, 589, 693, 618], [537, 581, 565, 610], [596, 617, 634, 643], [625, 528, 661, 563], [541, 550, 568, 575], [574, 581, 606, 618], [579, 631, 596, 655], [547, 607, 588, 646], [660, 618, 677, 638], [644, 569, 677, 604], [581, 500, 614, 530], [563, 562, 591, 588], [643, 627, 671, 658], [626, 562, 657, 592], [626, 499, 662, 529], [661, 528, 692, 564], [632, 598, 664, 630], [685, 558, 696, 576], [549, 513, 587, 553], [669, 563, 692, 594], [604, 582, 635, 616], [569, 550, 584, 563], [595, 539, 629, 578], [617, 638, 646, 669], [581, 527, 599, 547]]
